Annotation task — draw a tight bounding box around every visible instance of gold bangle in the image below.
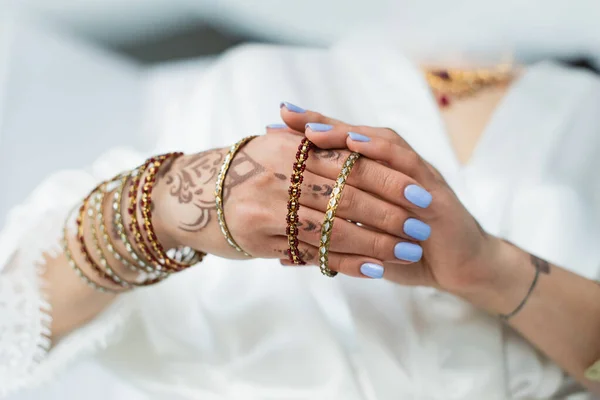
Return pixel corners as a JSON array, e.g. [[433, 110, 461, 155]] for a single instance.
[[97, 178, 167, 286], [140, 153, 205, 272], [63, 205, 120, 294], [88, 183, 133, 289], [128, 154, 174, 270], [318, 152, 361, 277], [113, 172, 158, 273], [215, 136, 258, 257]]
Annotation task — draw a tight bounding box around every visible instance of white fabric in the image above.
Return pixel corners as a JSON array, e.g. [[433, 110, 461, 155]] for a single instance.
[[3, 36, 600, 399]]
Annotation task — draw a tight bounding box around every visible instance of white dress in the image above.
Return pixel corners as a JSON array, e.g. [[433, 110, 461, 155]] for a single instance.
[[2, 35, 600, 399]]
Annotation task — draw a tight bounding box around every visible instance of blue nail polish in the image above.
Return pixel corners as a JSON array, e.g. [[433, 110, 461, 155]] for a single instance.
[[280, 101, 306, 113], [403, 218, 431, 241], [394, 242, 423, 262], [348, 132, 371, 142], [306, 123, 332, 132], [404, 185, 432, 208], [266, 123, 288, 129], [360, 263, 384, 279]]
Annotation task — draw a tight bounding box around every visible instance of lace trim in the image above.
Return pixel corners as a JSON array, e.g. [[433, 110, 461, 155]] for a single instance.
[[0, 210, 61, 396]]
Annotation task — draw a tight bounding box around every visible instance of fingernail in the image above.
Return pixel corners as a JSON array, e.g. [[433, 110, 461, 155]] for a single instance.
[[280, 101, 306, 113], [348, 132, 371, 142], [266, 123, 288, 129], [394, 242, 423, 262], [360, 263, 384, 279], [404, 184, 432, 208], [403, 218, 431, 241], [306, 123, 332, 132]]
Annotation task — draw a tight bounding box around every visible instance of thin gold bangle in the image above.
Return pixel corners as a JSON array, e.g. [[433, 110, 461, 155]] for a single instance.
[[318, 152, 361, 277], [215, 136, 258, 257], [63, 205, 120, 294]]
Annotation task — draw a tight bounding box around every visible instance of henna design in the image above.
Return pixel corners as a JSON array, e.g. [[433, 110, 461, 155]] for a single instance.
[[309, 183, 333, 198], [166, 149, 264, 233], [297, 219, 321, 232], [530, 255, 550, 274], [313, 148, 343, 162], [274, 173, 287, 181]]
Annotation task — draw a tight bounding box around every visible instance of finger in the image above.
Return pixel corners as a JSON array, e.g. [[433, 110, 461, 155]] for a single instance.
[[301, 171, 430, 241], [279, 102, 413, 149], [345, 132, 437, 187], [306, 146, 434, 212], [270, 236, 386, 278], [280, 101, 344, 132], [287, 206, 424, 264], [265, 122, 304, 136]]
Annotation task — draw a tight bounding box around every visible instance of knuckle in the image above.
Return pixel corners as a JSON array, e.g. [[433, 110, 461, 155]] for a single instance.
[[382, 127, 400, 138], [380, 206, 404, 236], [336, 186, 356, 215], [404, 151, 422, 175]]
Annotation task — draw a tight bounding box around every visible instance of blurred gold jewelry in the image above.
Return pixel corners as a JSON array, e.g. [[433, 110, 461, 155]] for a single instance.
[[425, 65, 513, 108], [113, 172, 156, 273], [63, 205, 120, 294], [318, 152, 361, 277], [215, 135, 258, 257]]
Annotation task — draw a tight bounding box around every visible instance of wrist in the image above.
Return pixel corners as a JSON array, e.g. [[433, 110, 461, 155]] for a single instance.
[[451, 237, 535, 316]]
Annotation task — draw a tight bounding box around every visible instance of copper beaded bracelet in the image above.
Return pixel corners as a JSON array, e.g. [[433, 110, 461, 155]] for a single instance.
[[127, 154, 175, 271], [286, 138, 313, 265], [139, 153, 205, 272]]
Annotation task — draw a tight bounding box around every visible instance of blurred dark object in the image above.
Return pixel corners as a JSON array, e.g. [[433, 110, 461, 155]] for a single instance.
[[562, 57, 600, 75]]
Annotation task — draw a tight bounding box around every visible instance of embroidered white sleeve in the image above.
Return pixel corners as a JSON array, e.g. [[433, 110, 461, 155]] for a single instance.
[[0, 148, 145, 396]]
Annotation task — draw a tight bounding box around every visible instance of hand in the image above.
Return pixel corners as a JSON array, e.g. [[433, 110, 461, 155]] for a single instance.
[[274, 104, 502, 294], [153, 132, 434, 277]]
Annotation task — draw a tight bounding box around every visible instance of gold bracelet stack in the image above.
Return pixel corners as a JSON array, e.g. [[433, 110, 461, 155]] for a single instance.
[[215, 135, 258, 257], [286, 138, 313, 265], [63, 152, 207, 293], [318, 152, 361, 277]]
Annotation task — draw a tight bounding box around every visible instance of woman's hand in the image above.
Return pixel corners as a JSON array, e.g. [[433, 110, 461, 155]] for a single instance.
[[274, 104, 503, 295], [153, 132, 433, 277]]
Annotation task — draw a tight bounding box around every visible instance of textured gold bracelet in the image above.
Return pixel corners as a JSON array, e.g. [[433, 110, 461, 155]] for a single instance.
[[113, 172, 157, 273], [140, 153, 205, 272], [129, 153, 184, 271], [76, 183, 131, 288], [215, 136, 258, 257], [88, 184, 133, 289], [318, 152, 361, 277], [63, 205, 121, 294], [96, 179, 167, 286], [286, 138, 313, 265]]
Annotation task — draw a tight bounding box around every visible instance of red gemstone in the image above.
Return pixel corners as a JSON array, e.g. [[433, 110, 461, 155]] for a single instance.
[[439, 95, 450, 107]]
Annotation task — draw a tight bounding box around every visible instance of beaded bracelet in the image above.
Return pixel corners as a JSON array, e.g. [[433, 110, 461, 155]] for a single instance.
[[215, 136, 258, 257], [63, 205, 121, 294], [286, 138, 313, 265], [318, 152, 361, 277], [128, 154, 174, 270], [139, 153, 205, 272]]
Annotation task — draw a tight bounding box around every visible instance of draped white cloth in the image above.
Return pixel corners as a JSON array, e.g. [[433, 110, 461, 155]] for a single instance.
[[2, 35, 600, 399]]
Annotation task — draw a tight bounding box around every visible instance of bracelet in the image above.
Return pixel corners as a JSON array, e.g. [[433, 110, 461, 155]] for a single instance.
[[88, 185, 133, 289], [113, 172, 157, 274], [97, 179, 167, 286], [318, 152, 361, 277], [128, 154, 174, 270], [63, 205, 121, 293], [140, 153, 205, 272], [498, 265, 541, 321], [77, 183, 130, 288], [215, 136, 258, 257], [286, 138, 313, 265]]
